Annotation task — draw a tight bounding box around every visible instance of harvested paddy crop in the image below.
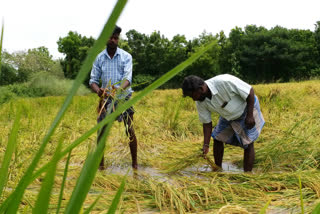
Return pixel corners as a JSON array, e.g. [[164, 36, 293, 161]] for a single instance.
[[1, 80, 320, 213]]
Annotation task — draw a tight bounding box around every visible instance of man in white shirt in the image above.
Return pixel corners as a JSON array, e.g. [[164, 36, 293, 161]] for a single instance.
[[182, 74, 265, 172]]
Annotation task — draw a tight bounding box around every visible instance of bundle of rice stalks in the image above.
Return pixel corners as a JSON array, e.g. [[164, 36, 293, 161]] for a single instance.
[[162, 150, 220, 173], [217, 205, 250, 214]]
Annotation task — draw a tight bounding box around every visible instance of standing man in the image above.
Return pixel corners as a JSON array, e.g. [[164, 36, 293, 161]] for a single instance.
[[89, 25, 138, 170], [182, 74, 264, 172]]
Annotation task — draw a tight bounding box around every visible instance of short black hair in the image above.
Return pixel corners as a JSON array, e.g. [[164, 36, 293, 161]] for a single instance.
[[182, 75, 205, 97], [113, 25, 122, 35]]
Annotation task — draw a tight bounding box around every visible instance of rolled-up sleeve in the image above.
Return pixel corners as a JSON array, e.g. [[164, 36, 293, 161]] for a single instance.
[[89, 57, 101, 86], [122, 54, 133, 84], [196, 101, 212, 124], [227, 76, 251, 100]]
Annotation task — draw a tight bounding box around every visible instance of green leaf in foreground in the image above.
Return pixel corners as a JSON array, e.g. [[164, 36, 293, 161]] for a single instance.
[[107, 175, 127, 214], [56, 151, 72, 214], [33, 140, 62, 214], [83, 194, 102, 214], [299, 175, 304, 214], [312, 202, 320, 214], [2, 0, 128, 213], [63, 38, 217, 213], [259, 199, 271, 214], [64, 120, 113, 214], [0, 108, 21, 198]]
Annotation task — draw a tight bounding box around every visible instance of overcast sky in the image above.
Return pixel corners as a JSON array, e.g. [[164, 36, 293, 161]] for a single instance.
[[1, 0, 319, 59]]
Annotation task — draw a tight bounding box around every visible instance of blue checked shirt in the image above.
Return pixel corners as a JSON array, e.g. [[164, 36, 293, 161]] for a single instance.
[[89, 47, 133, 97]]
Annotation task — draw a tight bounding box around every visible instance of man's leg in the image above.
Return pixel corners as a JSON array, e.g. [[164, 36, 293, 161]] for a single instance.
[[213, 139, 224, 167], [243, 142, 255, 172], [97, 123, 107, 170], [124, 113, 138, 169]]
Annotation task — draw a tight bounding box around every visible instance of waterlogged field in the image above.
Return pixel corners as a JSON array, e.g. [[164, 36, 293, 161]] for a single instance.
[[0, 80, 320, 213]]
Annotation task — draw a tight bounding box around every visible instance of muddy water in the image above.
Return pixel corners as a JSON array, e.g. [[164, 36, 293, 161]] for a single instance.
[[183, 162, 242, 173], [104, 162, 242, 182]]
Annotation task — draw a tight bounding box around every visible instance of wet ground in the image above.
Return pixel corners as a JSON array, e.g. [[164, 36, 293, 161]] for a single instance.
[[103, 161, 243, 181]]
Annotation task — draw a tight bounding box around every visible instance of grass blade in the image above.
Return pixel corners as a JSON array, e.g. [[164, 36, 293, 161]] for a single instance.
[[1, 36, 218, 211], [33, 140, 62, 214], [312, 202, 320, 214], [56, 150, 72, 214], [64, 39, 217, 213], [64, 120, 113, 214], [2, 0, 128, 212], [83, 194, 102, 214], [259, 199, 271, 214], [299, 175, 304, 214], [106, 175, 127, 214], [1, 18, 216, 213], [0, 108, 21, 198]]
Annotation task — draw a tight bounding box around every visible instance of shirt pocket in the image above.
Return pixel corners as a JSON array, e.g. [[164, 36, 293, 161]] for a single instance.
[[222, 96, 244, 114]]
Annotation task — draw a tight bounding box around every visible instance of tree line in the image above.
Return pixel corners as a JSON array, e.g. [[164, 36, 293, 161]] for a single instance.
[[1, 21, 320, 90]]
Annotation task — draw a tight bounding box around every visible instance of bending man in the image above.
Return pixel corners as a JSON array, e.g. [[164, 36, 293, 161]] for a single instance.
[[182, 74, 264, 172]]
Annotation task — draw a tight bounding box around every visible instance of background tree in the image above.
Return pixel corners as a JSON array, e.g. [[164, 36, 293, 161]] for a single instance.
[[1, 47, 63, 84], [57, 31, 95, 79]]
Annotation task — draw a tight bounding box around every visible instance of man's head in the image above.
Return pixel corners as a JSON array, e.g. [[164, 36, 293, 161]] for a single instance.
[[182, 75, 207, 101], [107, 25, 122, 49]]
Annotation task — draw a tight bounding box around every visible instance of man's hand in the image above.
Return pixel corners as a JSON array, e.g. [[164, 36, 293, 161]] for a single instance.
[[245, 114, 255, 129], [202, 144, 209, 157], [97, 88, 106, 98]]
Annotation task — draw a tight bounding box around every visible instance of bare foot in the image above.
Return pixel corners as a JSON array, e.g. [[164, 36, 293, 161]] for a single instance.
[[132, 163, 138, 170], [99, 165, 106, 170]]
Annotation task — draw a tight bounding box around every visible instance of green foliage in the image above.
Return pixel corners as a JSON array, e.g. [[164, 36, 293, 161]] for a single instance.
[[0, 72, 90, 104], [132, 74, 156, 90], [220, 24, 320, 83], [33, 140, 62, 214], [0, 86, 16, 104], [57, 31, 95, 79], [0, 108, 21, 198], [1, 0, 130, 212], [2, 47, 64, 85]]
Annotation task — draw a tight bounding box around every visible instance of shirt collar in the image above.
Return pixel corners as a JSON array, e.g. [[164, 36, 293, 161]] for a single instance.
[[205, 79, 218, 96], [104, 47, 120, 59]]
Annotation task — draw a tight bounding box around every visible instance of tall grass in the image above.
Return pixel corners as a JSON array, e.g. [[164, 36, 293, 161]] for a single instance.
[[0, 0, 217, 213]]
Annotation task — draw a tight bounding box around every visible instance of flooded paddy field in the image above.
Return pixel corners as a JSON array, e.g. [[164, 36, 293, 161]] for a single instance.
[[1, 80, 320, 213]]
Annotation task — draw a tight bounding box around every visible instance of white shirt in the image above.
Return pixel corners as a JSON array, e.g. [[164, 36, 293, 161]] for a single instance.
[[196, 74, 252, 123]]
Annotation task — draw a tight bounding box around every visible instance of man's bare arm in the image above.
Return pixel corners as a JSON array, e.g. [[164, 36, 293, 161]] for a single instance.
[[245, 87, 255, 129], [202, 122, 212, 155]]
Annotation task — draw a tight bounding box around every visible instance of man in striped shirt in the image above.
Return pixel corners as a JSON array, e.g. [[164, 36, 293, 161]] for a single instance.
[[89, 26, 138, 170], [182, 74, 265, 172]]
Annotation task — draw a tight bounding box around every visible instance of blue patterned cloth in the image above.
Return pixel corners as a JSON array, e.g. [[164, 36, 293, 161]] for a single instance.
[[211, 96, 265, 149], [89, 47, 133, 98]]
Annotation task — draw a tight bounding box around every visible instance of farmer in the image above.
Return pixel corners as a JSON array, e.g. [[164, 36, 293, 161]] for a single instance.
[[182, 74, 264, 172], [89, 25, 138, 170]]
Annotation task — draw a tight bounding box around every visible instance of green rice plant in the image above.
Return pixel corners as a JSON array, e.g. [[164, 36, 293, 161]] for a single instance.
[[299, 174, 305, 214], [258, 199, 271, 214], [33, 140, 62, 214], [83, 194, 102, 214], [0, 108, 21, 198], [312, 202, 320, 214], [0, 0, 129, 212], [0, 1, 216, 212], [56, 150, 72, 214], [106, 174, 127, 214]]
